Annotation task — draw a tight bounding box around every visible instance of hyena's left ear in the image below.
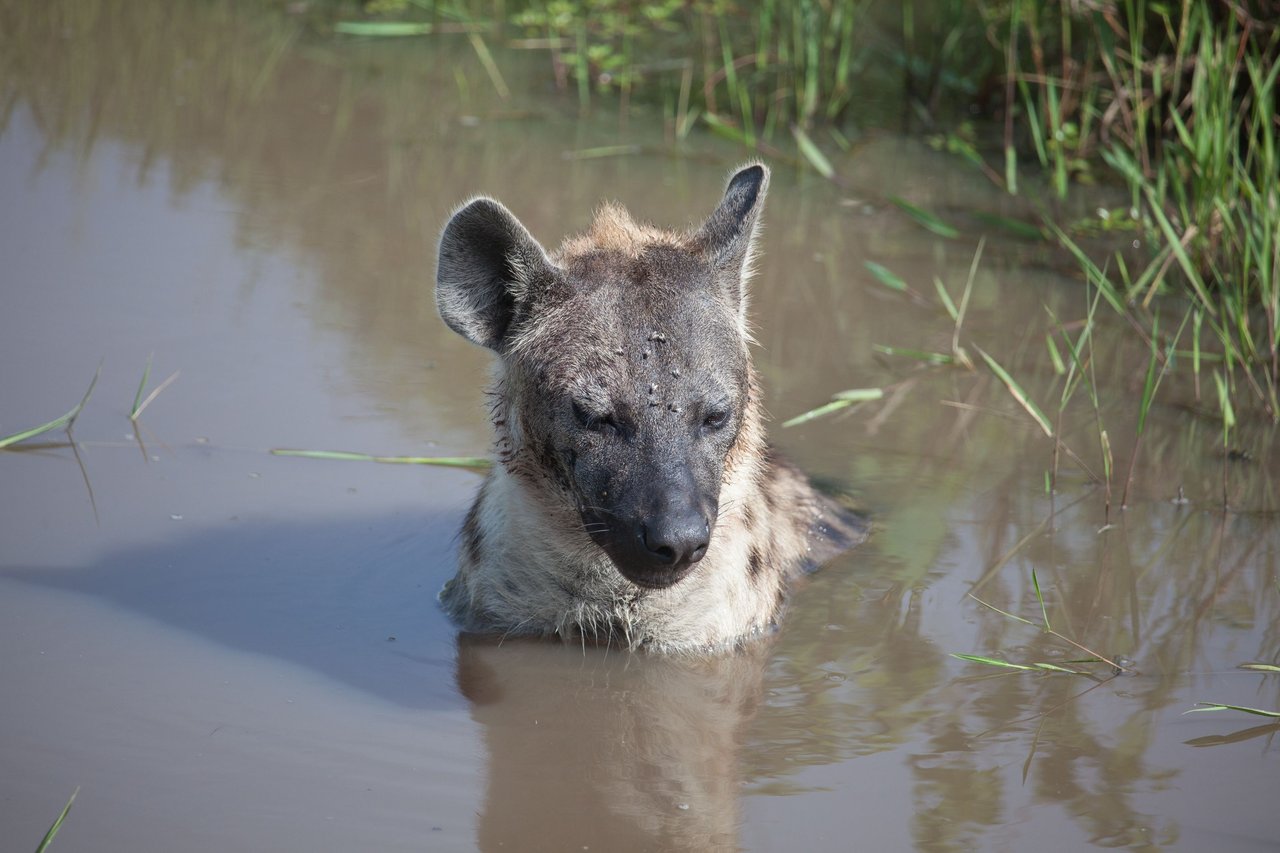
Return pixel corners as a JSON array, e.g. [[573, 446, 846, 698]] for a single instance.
[[693, 163, 770, 318], [436, 198, 556, 352]]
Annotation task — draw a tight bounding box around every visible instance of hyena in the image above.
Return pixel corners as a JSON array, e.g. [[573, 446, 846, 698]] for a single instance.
[[435, 163, 865, 653]]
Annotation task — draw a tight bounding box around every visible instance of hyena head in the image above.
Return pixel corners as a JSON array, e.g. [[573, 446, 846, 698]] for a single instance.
[[436, 165, 769, 591]]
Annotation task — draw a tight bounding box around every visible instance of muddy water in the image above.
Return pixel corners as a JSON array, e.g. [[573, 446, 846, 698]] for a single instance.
[[1, 3, 1277, 851]]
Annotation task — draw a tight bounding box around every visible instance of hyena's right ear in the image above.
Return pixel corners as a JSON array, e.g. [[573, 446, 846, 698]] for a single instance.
[[692, 163, 769, 325], [436, 198, 555, 352]]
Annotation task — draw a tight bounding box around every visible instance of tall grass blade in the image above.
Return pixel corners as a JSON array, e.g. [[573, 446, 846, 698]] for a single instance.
[[974, 346, 1053, 437], [1031, 568, 1050, 632], [934, 277, 958, 321], [130, 370, 180, 422], [35, 787, 78, 853], [889, 196, 959, 238], [468, 33, 510, 100], [864, 261, 907, 292], [791, 124, 835, 178], [131, 355, 153, 419]]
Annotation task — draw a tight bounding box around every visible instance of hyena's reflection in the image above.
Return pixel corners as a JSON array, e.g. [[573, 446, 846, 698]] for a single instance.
[[455, 635, 770, 852]]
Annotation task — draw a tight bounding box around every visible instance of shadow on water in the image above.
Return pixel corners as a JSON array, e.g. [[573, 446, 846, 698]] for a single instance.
[[3, 513, 463, 709]]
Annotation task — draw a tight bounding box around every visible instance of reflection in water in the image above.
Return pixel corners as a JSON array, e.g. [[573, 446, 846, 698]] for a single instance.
[[456, 637, 770, 852]]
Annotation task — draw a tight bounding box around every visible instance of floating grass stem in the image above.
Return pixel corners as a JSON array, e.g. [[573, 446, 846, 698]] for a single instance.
[[271, 448, 491, 472], [1184, 703, 1280, 719], [0, 366, 100, 449], [889, 196, 959, 239], [864, 261, 906, 293], [963, 576, 1134, 676], [782, 388, 884, 428]]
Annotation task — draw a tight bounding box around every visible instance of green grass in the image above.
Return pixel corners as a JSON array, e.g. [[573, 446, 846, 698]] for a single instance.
[[954, 569, 1133, 677], [270, 448, 491, 472], [0, 368, 99, 449], [35, 788, 78, 853]]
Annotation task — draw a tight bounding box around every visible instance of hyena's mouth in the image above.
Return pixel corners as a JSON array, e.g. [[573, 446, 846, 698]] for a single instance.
[[580, 507, 713, 591]]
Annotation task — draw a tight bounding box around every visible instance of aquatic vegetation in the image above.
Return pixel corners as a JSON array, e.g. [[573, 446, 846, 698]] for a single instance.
[[0, 368, 98, 449], [954, 569, 1131, 678], [325, 0, 1278, 423], [270, 448, 492, 471], [34, 788, 77, 853], [130, 355, 180, 422]]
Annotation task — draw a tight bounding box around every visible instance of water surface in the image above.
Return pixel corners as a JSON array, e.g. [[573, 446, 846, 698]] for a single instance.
[[1, 3, 1277, 851]]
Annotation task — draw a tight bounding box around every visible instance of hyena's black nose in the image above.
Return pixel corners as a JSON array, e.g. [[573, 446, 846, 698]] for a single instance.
[[641, 515, 711, 569]]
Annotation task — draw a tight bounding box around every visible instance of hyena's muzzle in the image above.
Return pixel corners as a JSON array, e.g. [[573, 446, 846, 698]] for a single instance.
[[578, 458, 718, 590]]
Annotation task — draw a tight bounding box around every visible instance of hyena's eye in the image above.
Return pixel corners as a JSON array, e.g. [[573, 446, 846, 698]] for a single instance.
[[701, 408, 731, 432], [572, 400, 620, 436]]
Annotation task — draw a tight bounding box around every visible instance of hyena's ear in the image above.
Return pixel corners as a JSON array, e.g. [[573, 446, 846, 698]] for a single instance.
[[436, 198, 555, 352], [693, 163, 769, 315]]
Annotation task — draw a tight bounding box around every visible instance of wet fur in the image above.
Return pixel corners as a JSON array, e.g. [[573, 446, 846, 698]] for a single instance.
[[436, 165, 865, 653]]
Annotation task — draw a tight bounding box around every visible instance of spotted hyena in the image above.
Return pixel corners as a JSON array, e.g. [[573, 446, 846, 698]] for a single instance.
[[435, 163, 865, 653]]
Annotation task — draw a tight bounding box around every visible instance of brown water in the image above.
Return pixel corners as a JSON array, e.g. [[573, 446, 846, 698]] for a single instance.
[[2, 3, 1277, 851]]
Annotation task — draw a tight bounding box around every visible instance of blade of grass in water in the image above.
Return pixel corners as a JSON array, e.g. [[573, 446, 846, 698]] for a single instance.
[[468, 33, 510, 100], [131, 355, 153, 419], [131, 369, 180, 422], [782, 388, 884, 428], [0, 367, 100, 449], [702, 112, 753, 146], [561, 145, 643, 161], [1045, 334, 1066, 375], [335, 21, 435, 36], [889, 196, 959, 239], [1184, 703, 1280, 719], [974, 346, 1053, 436], [872, 344, 954, 364], [973, 211, 1044, 240], [951, 654, 1036, 671], [833, 388, 885, 402], [791, 124, 835, 178], [1239, 663, 1280, 673], [271, 449, 491, 472], [35, 787, 78, 853], [1032, 568, 1050, 631], [781, 399, 853, 428], [864, 261, 907, 292], [934, 276, 958, 321]]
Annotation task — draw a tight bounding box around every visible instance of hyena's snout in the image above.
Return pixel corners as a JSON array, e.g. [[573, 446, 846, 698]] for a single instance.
[[587, 466, 718, 590], [639, 494, 712, 578]]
